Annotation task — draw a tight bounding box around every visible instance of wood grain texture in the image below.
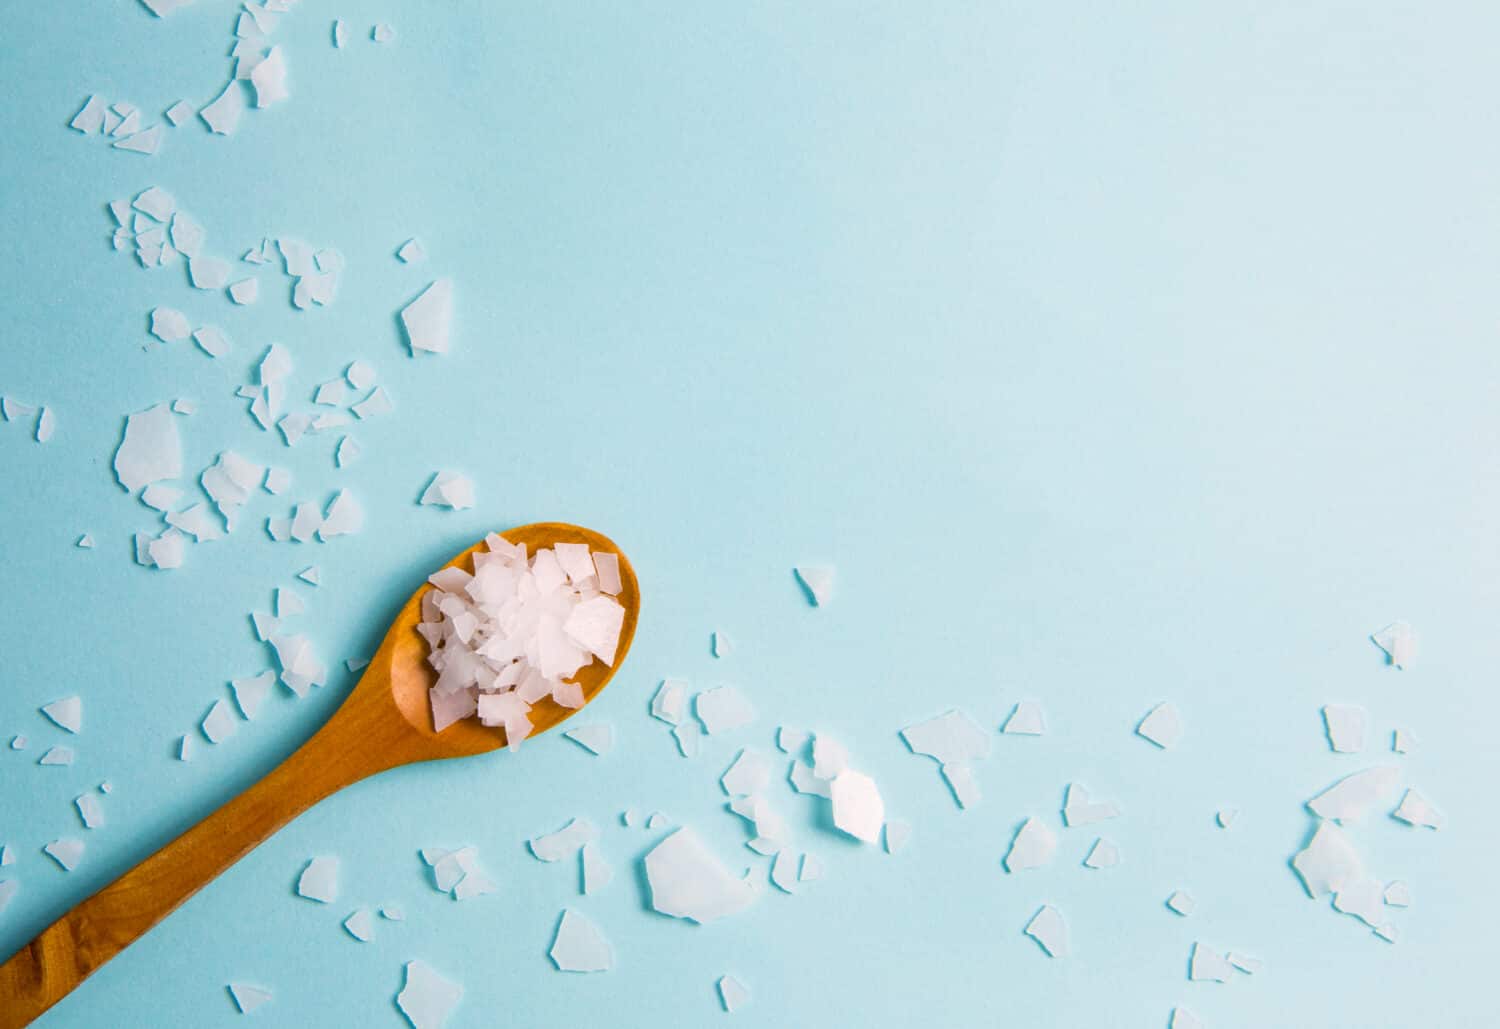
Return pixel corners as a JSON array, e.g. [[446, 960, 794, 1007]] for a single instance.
[[0, 522, 639, 1027]]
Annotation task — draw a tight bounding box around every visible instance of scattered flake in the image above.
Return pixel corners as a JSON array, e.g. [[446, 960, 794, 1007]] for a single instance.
[[346, 360, 377, 390], [673, 722, 703, 757], [1333, 876, 1385, 926], [718, 974, 752, 1012], [270, 633, 328, 696], [172, 399, 195, 415], [35, 407, 55, 442], [381, 904, 404, 920], [397, 238, 426, 263], [179, 734, 195, 761], [264, 467, 290, 494], [149, 307, 191, 343], [1384, 880, 1412, 907], [113, 125, 164, 154], [315, 379, 349, 406], [419, 471, 474, 509], [333, 19, 347, 47], [250, 46, 289, 107], [1292, 821, 1364, 897], [1002, 700, 1047, 735], [114, 404, 182, 492], [940, 763, 981, 808], [346, 656, 370, 672], [621, 809, 639, 827], [318, 490, 363, 539], [190, 255, 231, 290], [1216, 808, 1239, 828], [1189, 942, 1234, 983], [229, 277, 260, 305], [164, 100, 194, 126], [193, 325, 231, 358], [99, 781, 112, 794], [564, 725, 614, 755], [901, 709, 990, 765], [1003, 818, 1057, 873], [1392, 728, 1416, 754], [549, 909, 613, 973], [581, 840, 613, 894], [830, 769, 885, 843], [232, 671, 275, 720], [142, 483, 183, 512], [811, 735, 848, 779], [251, 611, 278, 642], [44, 838, 84, 871], [1024, 905, 1068, 957], [276, 587, 304, 618], [696, 686, 755, 734], [0, 847, 11, 867], [651, 679, 688, 725], [530, 818, 598, 862], [343, 907, 375, 942], [402, 279, 453, 355], [41, 696, 82, 734], [71, 95, 107, 133], [1083, 837, 1120, 869], [788, 760, 831, 797], [228, 983, 273, 1014], [1166, 890, 1195, 916], [3, 397, 36, 421], [396, 960, 462, 1029], [373, 23, 396, 42], [297, 566, 320, 586], [793, 565, 834, 606], [166, 503, 224, 542], [170, 212, 205, 257], [1392, 788, 1444, 830], [1227, 951, 1263, 975], [721, 748, 774, 796], [1374, 923, 1399, 943], [201, 80, 245, 134], [646, 812, 669, 830], [799, 853, 825, 880], [1306, 766, 1401, 823], [1370, 621, 1416, 669], [75, 793, 105, 829], [1136, 702, 1183, 749], [335, 436, 361, 468], [777, 726, 808, 753], [1171, 1008, 1204, 1029], [643, 827, 758, 924], [883, 819, 911, 854], [296, 856, 339, 903], [9, 736, 24, 750], [202, 699, 239, 743], [39, 746, 75, 767], [147, 528, 187, 570], [1323, 704, 1368, 754], [711, 630, 732, 658], [352, 386, 394, 419], [1062, 783, 1120, 827], [77, 534, 95, 549]]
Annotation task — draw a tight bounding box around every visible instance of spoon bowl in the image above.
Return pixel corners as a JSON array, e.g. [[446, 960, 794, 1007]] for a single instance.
[[0, 522, 640, 1027]]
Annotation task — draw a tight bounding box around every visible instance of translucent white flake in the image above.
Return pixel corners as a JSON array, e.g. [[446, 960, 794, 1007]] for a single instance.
[[8, 736, 24, 750], [142, 483, 183, 512], [1002, 700, 1047, 735], [1228, 952, 1263, 975], [1375, 923, 1399, 944], [718, 975, 752, 1013], [193, 325, 230, 358], [346, 360, 376, 390], [232, 671, 275, 719], [227, 983, 273, 1014], [1083, 838, 1119, 869], [1370, 621, 1416, 669], [170, 212, 205, 257], [229, 277, 260, 304], [720, 748, 774, 796], [564, 725, 613, 755], [696, 686, 755, 734], [1384, 880, 1411, 907], [1306, 766, 1401, 823], [1323, 704, 1367, 754], [811, 735, 848, 779], [333, 19, 347, 47], [397, 238, 426, 263], [39, 746, 75, 766], [562, 596, 625, 665], [1391, 788, 1444, 830], [401, 279, 453, 354], [800, 853, 825, 880], [201, 80, 245, 134], [711, 630, 732, 658], [419, 471, 474, 509], [296, 856, 339, 902], [276, 587, 304, 618], [793, 565, 834, 606], [1188, 942, 1234, 982], [788, 760, 830, 797], [75, 793, 105, 829], [44, 838, 84, 871], [114, 404, 182, 493], [830, 769, 885, 843], [41, 696, 82, 733], [1216, 808, 1238, 828], [251, 611, 278, 641], [270, 633, 327, 696], [2, 397, 35, 421], [318, 490, 363, 539], [1171, 1009, 1204, 1029], [147, 528, 187, 570], [77, 534, 95, 549], [529, 818, 598, 862], [164, 100, 194, 126], [202, 699, 239, 743], [352, 386, 394, 419], [646, 812, 669, 830], [71, 95, 107, 133], [581, 840, 613, 894], [264, 467, 290, 494], [1062, 783, 1120, 827], [1003, 818, 1057, 873], [373, 23, 396, 42], [940, 763, 981, 809], [1332, 875, 1385, 926], [178, 735, 195, 761], [550, 909, 612, 972], [777, 726, 808, 754], [1291, 821, 1364, 897], [0, 879, 15, 913], [346, 656, 370, 672], [883, 819, 911, 854], [343, 907, 375, 942], [396, 960, 462, 1029], [643, 827, 758, 924], [113, 126, 163, 155], [1166, 890, 1195, 916], [166, 503, 224, 541], [298, 566, 320, 586], [189, 255, 230, 290], [336, 436, 361, 468], [1024, 905, 1068, 958], [315, 379, 349, 406], [171, 399, 195, 415], [901, 709, 990, 765], [1136, 702, 1183, 749], [651, 679, 688, 725], [1392, 728, 1415, 754], [381, 904, 404, 920], [250, 46, 289, 106], [35, 407, 55, 443]]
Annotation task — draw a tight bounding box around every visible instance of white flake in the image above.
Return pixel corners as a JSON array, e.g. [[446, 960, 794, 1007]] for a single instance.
[[643, 827, 758, 924], [346, 360, 376, 390], [581, 840, 613, 894], [250, 46, 289, 106], [164, 100, 194, 126], [0, 880, 14, 914], [1216, 808, 1238, 828], [830, 769, 885, 843], [1323, 704, 1368, 753], [77, 535, 95, 549], [150, 306, 191, 343], [1292, 821, 1364, 897], [35, 407, 55, 442], [113, 126, 163, 155], [711, 630, 732, 658], [333, 19, 347, 47], [718, 975, 751, 1013], [1083, 838, 1119, 869], [381, 905, 404, 920], [696, 686, 755, 734], [298, 566, 320, 586], [1370, 621, 1416, 669], [170, 212, 205, 256], [276, 587, 304, 618], [646, 812, 669, 830], [201, 81, 245, 134], [336, 436, 361, 468], [8, 736, 24, 750], [1375, 923, 1399, 943], [1189, 942, 1234, 983], [296, 856, 339, 902], [883, 819, 911, 854], [1171, 1009, 1204, 1029], [41, 696, 82, 733], [901, 709, 990, 765], [1228, 952, 1263, 975], [352, 386, 394, 419], [264, 467, 290, 494], [142, 483, 182, 512], [193, 325, 231, 358], [550, 909, 612, 972], [202, 699, 239, 743], [419, 471, 474, 509], [1332, 875, 1385, 927], [1392, 728, 1416, 754], [793, 565, 834, 605], [1003, 818, 1057, 873], [39, 746, 75, 766], [1392, 788, 1444, 830], [396, 960, 462, 1029], [75, 793, 105, 829], [1384, 880, 1412, 907], [318, 490, 363, 539], [777, 726, 808, 753], [189, 255, 230, 290], [232, 671, 276, 719], [719, 748, 773, 796], [1166, 890, 1195, 916], [401, 279, 453, 354], [178, 735, 195, 761], [799, 853, 825, 880], [529, 818, 598, 862], [1062, 783, 1120, 826], [1002, 700, 1047, 735], [228, 983, 273, 1014], [811, 735, 848, 779], [343, 907, 375, 942], [71, 95, 107, 133], [229, 277, 259, 304], [940, 763, 981, 808], [1136, 702, 1183, 749], [1306, 766, 1401, 823], [44, 838, 84, 871], [171, 399, 195, 415], [564, 725, 613, 755], [788, 760, 830, 797], [373, 23, 396, 42], [651, 680, 688, 725], [397, 238, 426, 263], [1024, 905, 1068, 957]]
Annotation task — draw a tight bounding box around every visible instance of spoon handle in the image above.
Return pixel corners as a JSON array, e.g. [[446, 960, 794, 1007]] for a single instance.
[[0, 685, 410, 1028]]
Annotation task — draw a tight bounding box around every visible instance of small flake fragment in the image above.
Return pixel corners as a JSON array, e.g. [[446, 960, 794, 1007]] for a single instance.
[[228, 982, 272, 1014], [1171, 1008, 1204, 1029], [202, 699, 239, 743], [39, 746, 75, 767], [1024, 905, 1068, 957], [318, 490, 363, 539], [1002, 700, 1047, 736], [402, 279, 453, 355], [190, 255, 231, 290], [232, 671, 275, 719], [250, 46, 289, 107], [793, 565, 834, 606], [75, 793, 105, 829], [770, 849, 800, 893], [1083, 838, 1119, 869], [113, 125, 163, 155], [150, 306, 191, 343], [1004, 817, 1057, 872], [1392, 728, 1415, 754], [883, 819, 911, 854], [298, 566, 320, 586], [164, 100, 194, 126], [1292, 821, 1364, 897], [777, 726, 808, 753], [644, 827, 758, 924], [396, 960, 462, 1029], [1333, 876, 1385, 926], [1062, 783, 1120, 827], [179, 734, 195, 761], [718, 974, 752, 1012], [335, 436, 361, 468], [333, 19, 347, 47], [77, 535, 95, 549], [71, 95, 107, 133], [1166, 890, 1195, 916], [397, 238, 426, 263], [901, 709, 990, 765], [788, 760, 830, 797], [940, 763, 981, 808], [201, 81, 245, 134], [1136, 702, 1183, 749], [1391, 788, 1444, 830], [564, 725, 613, 755], [1384, 880, 1411, 907], [44, 838, 84, 871], [373, 23, 396, 42], [1370, 621, 1416, 669], [581, 840, 613, 894], [1228, 952, 1263, 975], [419, 471, 474, 509], [352, 386, 394, 419], [550, 909, 612, 972], [35, 407, 55, 443], [346, 360, 377, 389], [343, 907, 375, 942], [529, 818, 598, 862], [711, 630, 732, 658], [296, 856, 339, 902], [0, 880, 14, 913], [830, 769, 885, 843], [1216, 808, 1238, 828], [229, 277, 259, 305], [651, 680, 688, 725], [1323, 704, 1368, 754], [696, 686, 755, 734], [1374, 923, 1399, 943], [381, 904, 404, 920], [799, 853, 825, 880], [1307, 766, 1401, 823], [193, 325, 230, 358], [721, 748, 774, 796], [41, 696, 82, 733], [1189, 942, 1234, 982]]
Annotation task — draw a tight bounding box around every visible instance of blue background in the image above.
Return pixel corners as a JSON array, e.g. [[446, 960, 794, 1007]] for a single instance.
[[3, 2, 1498, 1026]]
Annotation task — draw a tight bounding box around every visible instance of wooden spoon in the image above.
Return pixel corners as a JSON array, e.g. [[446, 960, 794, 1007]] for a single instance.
[[0, 522, 639, 1027]]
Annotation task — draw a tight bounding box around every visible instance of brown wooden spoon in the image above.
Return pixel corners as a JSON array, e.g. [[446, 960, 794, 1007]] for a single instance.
[[0, 522, 639, 1028]]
